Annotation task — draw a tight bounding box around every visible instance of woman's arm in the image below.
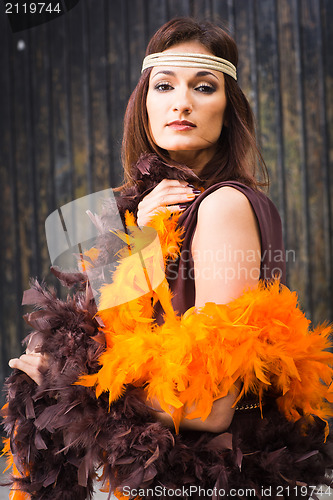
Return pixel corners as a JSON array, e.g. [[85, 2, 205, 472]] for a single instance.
[[147, 382, 241, 433], [152, 186, 261, 432], [192, 186, 261, 307]]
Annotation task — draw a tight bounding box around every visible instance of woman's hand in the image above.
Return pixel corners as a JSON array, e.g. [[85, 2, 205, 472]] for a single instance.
[[137, 179, 201, 227], [9, 343, 49, 386]]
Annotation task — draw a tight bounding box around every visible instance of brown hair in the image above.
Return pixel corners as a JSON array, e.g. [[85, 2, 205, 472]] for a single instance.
[[120, 17, 268, 190]]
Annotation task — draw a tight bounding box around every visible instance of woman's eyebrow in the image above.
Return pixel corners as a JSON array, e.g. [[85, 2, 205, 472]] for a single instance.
[[151, 70, 219, 80], [195, 70, 219, 80], [151, 70, 176, 79]]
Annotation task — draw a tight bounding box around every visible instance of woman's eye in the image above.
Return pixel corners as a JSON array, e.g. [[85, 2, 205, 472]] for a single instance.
[[154, 83, 173, 92], [195, 84, 216, 94]]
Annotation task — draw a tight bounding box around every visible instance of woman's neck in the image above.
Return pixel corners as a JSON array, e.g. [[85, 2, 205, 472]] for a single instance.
[[168, 147, 217, 175]]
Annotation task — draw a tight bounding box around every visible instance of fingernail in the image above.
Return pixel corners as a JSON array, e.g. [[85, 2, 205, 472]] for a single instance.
[[192, 189, 201, 194], [187, 184, 195, 189], [8, 360, 14, 368], [187, 194, 195, 199], [179, 204, 188, 209]]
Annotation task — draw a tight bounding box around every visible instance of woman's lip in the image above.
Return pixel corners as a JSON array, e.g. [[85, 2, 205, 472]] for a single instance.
[[167, 121, 196, 131]]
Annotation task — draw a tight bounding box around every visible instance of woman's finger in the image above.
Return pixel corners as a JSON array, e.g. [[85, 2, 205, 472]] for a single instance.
[[153, 191, 197, 208], [8, 358, 42, 385], [137, 180, 201, 226], [139, 180, 196, 207], [152, 179, 190, 192], [9, 353, 49, 385], [9, 353, 47, 372], [137, 204, 188, 227], [141, 183, 198, 207]]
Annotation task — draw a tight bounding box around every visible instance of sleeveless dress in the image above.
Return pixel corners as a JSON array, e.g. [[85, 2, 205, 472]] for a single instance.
[[154, 180, 286, 324]]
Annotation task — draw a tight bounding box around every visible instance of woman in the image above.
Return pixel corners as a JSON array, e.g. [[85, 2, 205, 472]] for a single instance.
[[4, 17, 333, 500]]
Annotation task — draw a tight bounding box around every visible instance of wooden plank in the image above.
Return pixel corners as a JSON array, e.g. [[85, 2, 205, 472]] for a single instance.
[[212, 0, 234, 32], [44, 15, 82, 290], [85, 0, 110, 193], [63, 1, 91, 198], [102, 0, 115, 188], [290, 0, 312, 317], [2, 26, 29, 362], [245, 0, 289, 285], [78, 0, 94, 194], [127, 0, 148, 91], [10, 30, 38, 301], [26, 25, 54, 281], [271, 0, 287, 249], [47, 15, 74, 209], [234, 0, 258, 117], [276, 0, 307, 310], [321, 0, 333, 320], [247, 0, 260, 143], [167, 0, 192, 17], [299, 0, 329, 323], [20, 29, 40, 280], [43, 23, 59, 289], [255, 0, 280, 203], [108, 0, 132, 188], [146, 0, 168, 36], [0, 12, 7, 383], [192, 0, 213, 19], [0, 12, 21, 389]]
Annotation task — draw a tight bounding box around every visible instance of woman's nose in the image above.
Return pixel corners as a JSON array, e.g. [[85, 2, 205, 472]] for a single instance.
[[172, 89, 193, 113]]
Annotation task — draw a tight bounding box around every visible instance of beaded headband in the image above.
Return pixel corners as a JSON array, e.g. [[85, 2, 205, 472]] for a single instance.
[[141, 52, 237, 81]]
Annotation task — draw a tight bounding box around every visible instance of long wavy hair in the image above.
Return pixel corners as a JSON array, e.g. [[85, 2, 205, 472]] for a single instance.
[[120, 17, 268, 190]]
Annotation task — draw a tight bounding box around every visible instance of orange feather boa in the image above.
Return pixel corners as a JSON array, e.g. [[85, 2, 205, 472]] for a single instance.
[[76, 210, 333, 434], [4, 209, 333, 499]]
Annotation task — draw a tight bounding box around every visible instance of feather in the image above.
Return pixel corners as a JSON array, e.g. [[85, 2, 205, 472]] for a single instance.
[[206, 433, 233, 451]]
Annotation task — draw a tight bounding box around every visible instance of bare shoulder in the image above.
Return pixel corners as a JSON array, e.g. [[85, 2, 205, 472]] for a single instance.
[[192, 186, 261, 306], [197, 186, 255, 224]]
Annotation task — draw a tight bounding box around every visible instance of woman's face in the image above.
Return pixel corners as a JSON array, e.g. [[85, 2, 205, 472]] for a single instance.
[[146, 41, 227, 172]]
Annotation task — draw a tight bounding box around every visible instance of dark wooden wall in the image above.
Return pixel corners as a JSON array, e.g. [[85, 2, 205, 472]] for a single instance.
[[0, 0, 332, 395]]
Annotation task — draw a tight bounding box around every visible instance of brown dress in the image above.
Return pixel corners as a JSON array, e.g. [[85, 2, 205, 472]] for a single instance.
[[155, 180, 286, 323]]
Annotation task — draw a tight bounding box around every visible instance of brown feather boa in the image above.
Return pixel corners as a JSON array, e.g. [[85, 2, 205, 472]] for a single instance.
[[2, 155, 333, 500]]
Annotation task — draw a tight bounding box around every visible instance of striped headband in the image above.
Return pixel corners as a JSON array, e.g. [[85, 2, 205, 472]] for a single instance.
[[141, 52, 237, 81]]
